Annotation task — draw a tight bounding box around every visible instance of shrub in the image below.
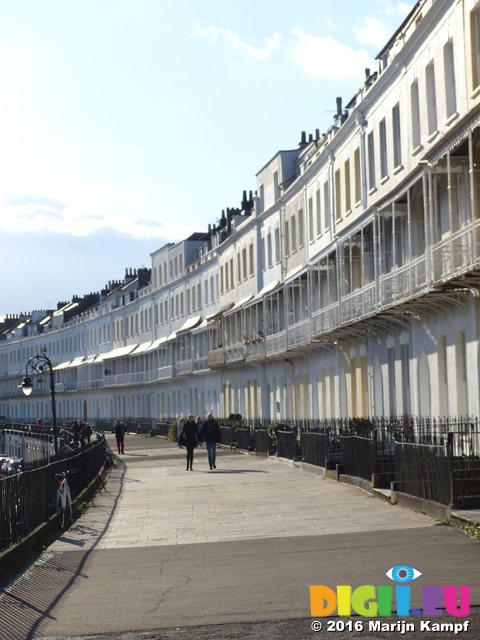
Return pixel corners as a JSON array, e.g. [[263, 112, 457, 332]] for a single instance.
[[149, 429, 156, 438], [167, 421, 177, 442], [267, 422, 281, 446]]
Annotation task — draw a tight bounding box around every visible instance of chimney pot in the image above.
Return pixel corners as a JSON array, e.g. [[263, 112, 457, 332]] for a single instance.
[[315, 129, 320, 140]]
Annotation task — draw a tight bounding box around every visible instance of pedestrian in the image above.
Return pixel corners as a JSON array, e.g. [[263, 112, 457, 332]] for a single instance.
[[200, 412, 221, 470], [178, 414, 200, 471], [85, 422, 93, 444], [72, 419, 81, 448], [176, 417, 185, 443], [114, 418, 125, 454], [79, 421, 87, 447]]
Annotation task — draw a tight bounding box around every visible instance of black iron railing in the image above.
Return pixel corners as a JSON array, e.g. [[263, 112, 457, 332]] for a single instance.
[[301, 431, 331, 467], [395, 440, 453, 506], [0, 437, 106, 555]]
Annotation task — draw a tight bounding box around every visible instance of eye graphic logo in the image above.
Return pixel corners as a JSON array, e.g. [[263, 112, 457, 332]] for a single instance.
[[386, 565, 422, 583], [310, 564, 470, 618]]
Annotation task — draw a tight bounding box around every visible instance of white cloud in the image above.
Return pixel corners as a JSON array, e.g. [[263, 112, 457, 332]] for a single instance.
[[195, 25, 280, 61], [354, 17, 389, 48], [379, 0, 415, 15], [289, 28, 373, 80], [0, 191, 202, 242], [398, 2, 412, 15]]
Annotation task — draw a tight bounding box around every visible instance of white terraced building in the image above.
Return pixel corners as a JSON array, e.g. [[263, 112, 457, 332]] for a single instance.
[[2, 0, 480, 424]]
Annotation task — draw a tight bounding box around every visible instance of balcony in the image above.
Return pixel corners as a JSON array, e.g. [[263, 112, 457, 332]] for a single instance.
[[104, 372, 145, 387], [152, 365, 173, 381], [432, 222, 477, 284], [380, 254, 428, 308], [176, 360, 193, 375], [265, 331, 287, 356], [245, 339, 265, 359], [78, 379, 104, 390], [207, 347, 225, 367], [225, 343, 245, 363], [287, 318, 311, 348], [193, 356, 208, 372], [311, 302, 340, 337], [340, 282, 376, 324]]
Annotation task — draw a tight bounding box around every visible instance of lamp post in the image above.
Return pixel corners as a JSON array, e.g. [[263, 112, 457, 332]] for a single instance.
[[21, 347, 58, 455]]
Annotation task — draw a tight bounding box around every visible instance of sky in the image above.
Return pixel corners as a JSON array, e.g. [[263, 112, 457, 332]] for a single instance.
[[0, 0, 415, 319]]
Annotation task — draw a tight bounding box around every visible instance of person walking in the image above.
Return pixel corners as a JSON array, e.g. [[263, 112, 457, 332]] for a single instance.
[[200, 412, 221, 470], [178, 414, 200, 470], [114, 419, 125, 454], [72, 420, 81, 448], [79, 421, 86, 447]]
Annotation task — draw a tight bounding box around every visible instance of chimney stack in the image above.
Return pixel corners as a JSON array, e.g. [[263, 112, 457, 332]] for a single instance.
[[336, 97, 342, 117]]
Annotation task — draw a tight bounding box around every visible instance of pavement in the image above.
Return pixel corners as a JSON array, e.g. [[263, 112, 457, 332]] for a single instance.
[[0, 434, 479, 640]]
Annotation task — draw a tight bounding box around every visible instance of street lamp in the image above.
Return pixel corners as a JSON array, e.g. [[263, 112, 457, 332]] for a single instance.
[[21, 347, 58, 455]]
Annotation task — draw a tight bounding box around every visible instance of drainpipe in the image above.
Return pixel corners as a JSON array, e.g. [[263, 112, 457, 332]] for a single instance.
[[284, 358, 295, 420]]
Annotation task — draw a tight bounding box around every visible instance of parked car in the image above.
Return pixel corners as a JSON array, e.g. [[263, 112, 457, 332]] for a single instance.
[[0, 456, 10, 474], [3, 458, 22, 476]]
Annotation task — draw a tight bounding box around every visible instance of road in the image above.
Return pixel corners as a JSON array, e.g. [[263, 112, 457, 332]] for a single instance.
[[0, 434, 478, 640]]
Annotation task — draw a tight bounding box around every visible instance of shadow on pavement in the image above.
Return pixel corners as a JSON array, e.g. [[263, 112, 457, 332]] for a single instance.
[[0, 461, 126, 640], [207, 469, 268, 474]]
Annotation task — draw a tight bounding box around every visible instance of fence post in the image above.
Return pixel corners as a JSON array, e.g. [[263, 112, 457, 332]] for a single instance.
[[447, 431, 454, 505]]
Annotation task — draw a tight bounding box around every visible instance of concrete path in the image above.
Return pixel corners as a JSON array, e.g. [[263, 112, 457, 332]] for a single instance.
[[0, 435, 478, 640]]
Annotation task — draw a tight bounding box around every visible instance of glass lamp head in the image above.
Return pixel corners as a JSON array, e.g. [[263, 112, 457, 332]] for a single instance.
[[22, 376, 33, 396]]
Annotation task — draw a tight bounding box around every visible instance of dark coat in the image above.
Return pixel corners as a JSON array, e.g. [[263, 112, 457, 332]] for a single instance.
[[200, 418, 221, 443], [179, 421, 200, 447]]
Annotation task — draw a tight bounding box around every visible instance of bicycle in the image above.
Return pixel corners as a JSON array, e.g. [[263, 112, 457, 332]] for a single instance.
[[55, 469, 77, 528]]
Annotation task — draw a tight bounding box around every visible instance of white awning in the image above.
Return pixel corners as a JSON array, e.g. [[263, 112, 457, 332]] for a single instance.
[[53, 361, 71, 371], [246, 280, 280, 307], [130, 341, 152, 355], [93, 352, 110, 363], [146, 336, 169, 351], [176, 315, 202, 333], [226, 294, 254, 314], [83, 356, 96, 365], [167, 332, 177, 341], [102, 344, 138, 360], [191, 318, 208, 332], [68, 357, 84, 367], [285, 265, 306, 283]]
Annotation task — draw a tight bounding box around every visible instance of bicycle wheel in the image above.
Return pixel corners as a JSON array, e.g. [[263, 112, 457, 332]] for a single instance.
[[56, 488, 65, 528], [65, 487, 73, 525]]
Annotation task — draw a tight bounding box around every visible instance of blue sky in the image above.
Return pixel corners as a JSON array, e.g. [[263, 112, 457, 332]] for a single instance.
[[0, 0, 415, 318]]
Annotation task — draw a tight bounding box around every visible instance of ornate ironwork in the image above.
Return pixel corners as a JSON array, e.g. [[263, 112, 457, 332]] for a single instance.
[[24, 347, 58, 454]]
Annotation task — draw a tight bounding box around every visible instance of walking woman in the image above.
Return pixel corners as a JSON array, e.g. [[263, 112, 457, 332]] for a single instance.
[[178, 414, 200, 470]]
